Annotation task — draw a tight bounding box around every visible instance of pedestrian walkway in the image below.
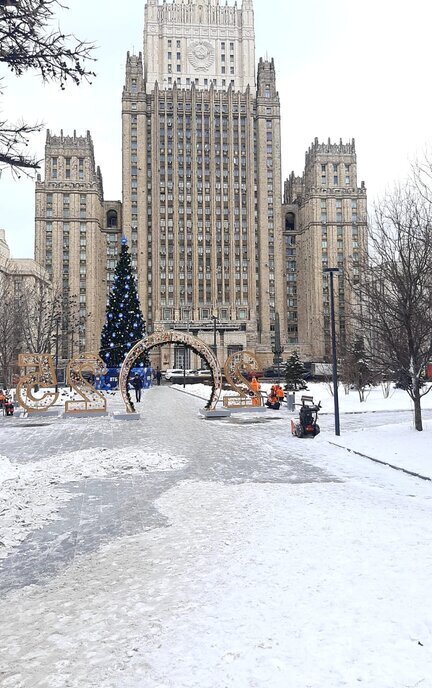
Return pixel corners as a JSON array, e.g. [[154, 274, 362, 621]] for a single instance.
[[0, 388, 337, 593], [1, 388, 431, 688]]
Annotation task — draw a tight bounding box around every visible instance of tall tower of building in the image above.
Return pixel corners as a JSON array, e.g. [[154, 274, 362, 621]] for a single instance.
[[283, 138, 368, 360], [122, 0, 285, 368], [35, 131, 122, 363]]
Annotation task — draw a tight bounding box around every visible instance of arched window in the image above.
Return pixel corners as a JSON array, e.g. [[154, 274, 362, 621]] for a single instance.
[[285, 212, 295, 232], [107, 210, 118, 228]]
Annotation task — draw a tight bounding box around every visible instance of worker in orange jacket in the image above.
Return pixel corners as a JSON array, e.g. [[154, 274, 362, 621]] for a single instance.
[[250, 376, 261, 406]]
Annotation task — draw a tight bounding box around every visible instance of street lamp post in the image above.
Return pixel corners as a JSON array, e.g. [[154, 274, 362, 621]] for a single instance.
[[211, 309, 218, 361], [323, 267, 341, 436], [272, 312, 284, 384], [54, 315, 60, 393], [183, 309, 190, 389]]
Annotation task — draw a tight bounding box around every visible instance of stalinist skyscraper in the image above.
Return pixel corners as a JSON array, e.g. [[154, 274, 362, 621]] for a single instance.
[[122, 0, 286, 367], [34, 0, 368, 369]]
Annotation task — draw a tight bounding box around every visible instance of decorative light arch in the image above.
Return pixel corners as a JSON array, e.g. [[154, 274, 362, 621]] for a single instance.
[[119, 331, 223, 413]]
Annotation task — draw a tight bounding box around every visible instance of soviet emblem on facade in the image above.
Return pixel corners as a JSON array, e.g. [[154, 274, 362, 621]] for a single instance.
[[188, 41, 215, 71]]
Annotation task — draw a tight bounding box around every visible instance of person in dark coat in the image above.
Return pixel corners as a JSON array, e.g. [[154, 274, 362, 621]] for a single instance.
[[4, 397, 14, 416], [155, 367, 162, 386], [131, 373, 143, 402]]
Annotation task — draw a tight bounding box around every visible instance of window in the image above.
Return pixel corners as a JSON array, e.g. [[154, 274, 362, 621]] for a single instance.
[[65, 157, 71, 179], [46, 194, 53, 217], [51, 157, 58, 179], [107, 210, 118, 228], [78, 158, 84, 180], [63, 194, 70, 218]]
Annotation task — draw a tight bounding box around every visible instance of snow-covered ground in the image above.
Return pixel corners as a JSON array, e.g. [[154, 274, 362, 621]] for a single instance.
[[0, 447, 187, 557], [173, 379, 432, 414], [173, 381, 432, 479], [0, 386, 431, 687]]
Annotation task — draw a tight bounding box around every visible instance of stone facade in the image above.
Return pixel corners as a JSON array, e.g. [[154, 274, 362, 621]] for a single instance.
[[283, 138, 368, 361], [1, 228, 50, 286], [33, 1, 368, 369], [35, 131, 122, 362], [143, 0, 255, 94], [122, 0, 286, 368], [0, 229, 52, 383]]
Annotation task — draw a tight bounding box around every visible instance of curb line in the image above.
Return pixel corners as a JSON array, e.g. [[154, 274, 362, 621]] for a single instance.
[[170, 386, 208, 402], [328, 442, 432, 483]]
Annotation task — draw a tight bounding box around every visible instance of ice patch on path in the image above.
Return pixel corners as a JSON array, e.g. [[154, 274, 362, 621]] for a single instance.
[[0, 448, 187, 559]]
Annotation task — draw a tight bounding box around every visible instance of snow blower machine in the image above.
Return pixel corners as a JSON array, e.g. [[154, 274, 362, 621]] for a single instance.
[[291, 395, 321, 438]]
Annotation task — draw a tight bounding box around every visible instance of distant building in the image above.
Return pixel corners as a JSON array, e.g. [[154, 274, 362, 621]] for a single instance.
[[1, 226, 50, 284], [35, 130, 122, 362], [0, 229, 51, 384], [283, 138, 368, 360]]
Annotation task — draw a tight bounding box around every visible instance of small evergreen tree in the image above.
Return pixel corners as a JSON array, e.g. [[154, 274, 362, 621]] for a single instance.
[[285, 351, 308, 391], [341, 337, 375, 402], [100, 237, 148, 367]]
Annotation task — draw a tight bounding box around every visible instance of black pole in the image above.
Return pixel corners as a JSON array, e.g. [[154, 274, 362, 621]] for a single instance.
[[183, 345, 186, 389], [328, 270, 341, 436], [212, 315, 217, 359], [272, 312, 283, 385], [55, 317, 60, 393]]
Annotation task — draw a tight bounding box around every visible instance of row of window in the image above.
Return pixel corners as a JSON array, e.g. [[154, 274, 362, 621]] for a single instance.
[[50, 157, 85, 180]]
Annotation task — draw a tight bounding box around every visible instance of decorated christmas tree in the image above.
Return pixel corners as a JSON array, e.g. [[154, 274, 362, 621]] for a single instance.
[[285, 351, 308, 391], [100, 237, 148, 367]]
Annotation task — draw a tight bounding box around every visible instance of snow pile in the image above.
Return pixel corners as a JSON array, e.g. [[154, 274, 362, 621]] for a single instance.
[[0, 447, 188, 559]]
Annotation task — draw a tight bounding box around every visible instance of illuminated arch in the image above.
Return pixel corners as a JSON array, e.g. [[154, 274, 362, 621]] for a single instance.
[[119, 331, 222, 413]]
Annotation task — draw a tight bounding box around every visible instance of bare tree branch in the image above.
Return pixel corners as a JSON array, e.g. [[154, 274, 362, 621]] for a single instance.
[[350, 183, 432, 430], [0, 0, 96, 175]]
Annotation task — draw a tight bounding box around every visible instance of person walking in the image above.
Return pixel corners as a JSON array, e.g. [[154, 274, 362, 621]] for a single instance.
[[131, 373, 143, 402], [155, 367, 162, 386]]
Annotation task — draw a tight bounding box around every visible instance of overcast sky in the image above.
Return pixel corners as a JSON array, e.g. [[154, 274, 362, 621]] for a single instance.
[[1, 0, 431, 258]]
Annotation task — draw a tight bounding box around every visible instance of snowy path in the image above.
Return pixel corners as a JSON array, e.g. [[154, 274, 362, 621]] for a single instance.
[[0, 388, 431, 687]]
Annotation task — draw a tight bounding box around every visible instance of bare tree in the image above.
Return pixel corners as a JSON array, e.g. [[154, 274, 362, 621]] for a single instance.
[[20, 282, 62, 354], [0, 269, 23, 386], [0, 0, 95, 175], [352, 184, 432, 430]]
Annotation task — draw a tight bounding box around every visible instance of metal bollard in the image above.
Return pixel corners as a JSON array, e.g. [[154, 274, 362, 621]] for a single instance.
[[286, 393, 295, 412]]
